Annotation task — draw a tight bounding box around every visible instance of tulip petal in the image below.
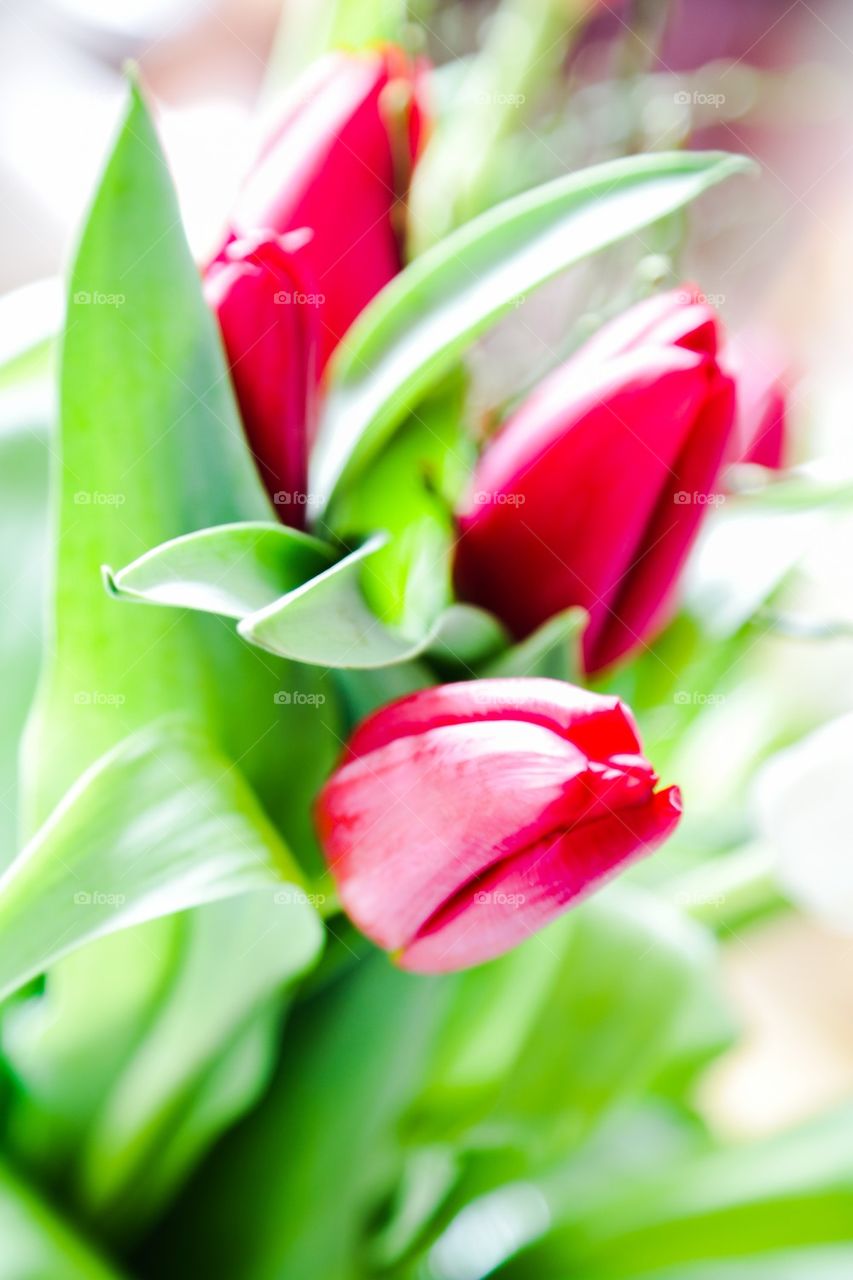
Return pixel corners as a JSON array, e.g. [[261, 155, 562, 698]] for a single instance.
[[455, 348, 716, 656], [575, 284, 720, 366], [205, 235, 318, 524], [228, 50, 423, 367], [723, 333, 788, 470], [317, 719, 591, 951], [344, 678, 642, 762], [589, 368, 735, 671], [400, 785, 682, 972]]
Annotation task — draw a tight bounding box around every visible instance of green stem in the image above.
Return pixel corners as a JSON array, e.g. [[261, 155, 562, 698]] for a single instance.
[[409, 0, 595, 253]]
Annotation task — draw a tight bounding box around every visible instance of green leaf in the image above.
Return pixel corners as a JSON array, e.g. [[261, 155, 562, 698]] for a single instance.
[[3, 81, 334, 1228], [2, 920, 180, 1178], [484, 608, 588, 681], [107, 379, 505, 671], [238, 535, 505, 669], [0, 722, 311, 1003], [405, 887, 724, 1153], [408, 0, 585, 250], [326, 371, 474, 631], [0, 312, 53, 862], [20, 80, 339, 844], [0, 1160, 121, 1280], [610, 1250, 853, 1280], [311, 150, 754, 505], [76, 889, 322, 1234], [109, 526, 502, 669], [152, 956, 452, 1280], [491, 1105, 853, 1279], [104, 521, 336, 619]]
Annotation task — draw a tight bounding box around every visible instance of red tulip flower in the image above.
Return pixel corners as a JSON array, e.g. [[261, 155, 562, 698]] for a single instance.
[[454, 287, 736, 675], [217, 46, 427, 370], [316, 679, 681, 972], [206, 47, 427, 521], [723, 333, 788, 470], [205, 231, 319, 525]]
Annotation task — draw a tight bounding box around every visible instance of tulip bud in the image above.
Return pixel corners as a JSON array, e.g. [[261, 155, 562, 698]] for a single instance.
[[723, 333, 788, 470], [204, 232, 319, 526], [316, 679, 681, 972], [454, 286, 736, 675], [221, 47, 427, 370]]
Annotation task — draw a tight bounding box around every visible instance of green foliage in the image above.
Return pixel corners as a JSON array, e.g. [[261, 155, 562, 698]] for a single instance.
[[312, 151, 753, 505]]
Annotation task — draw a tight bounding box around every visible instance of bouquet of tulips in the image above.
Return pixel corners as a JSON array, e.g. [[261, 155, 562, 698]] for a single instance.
[[2, 2, 852, 1277]]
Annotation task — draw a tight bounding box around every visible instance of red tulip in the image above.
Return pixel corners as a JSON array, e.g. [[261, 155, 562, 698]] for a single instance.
[[316, 679, 681, 972], [723, 333, 788, 470], [205, 231, 319, 526], [219, 46, 427, 370], [206, 47, 427, 523], [454, 286, 736, 675]]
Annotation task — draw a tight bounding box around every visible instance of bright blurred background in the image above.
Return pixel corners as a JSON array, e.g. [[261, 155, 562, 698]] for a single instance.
[[5, 0, 853, 1256]]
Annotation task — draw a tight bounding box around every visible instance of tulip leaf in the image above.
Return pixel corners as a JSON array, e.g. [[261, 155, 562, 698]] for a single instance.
[[155, 955, 452, 1280], [0, 720, 314, 1004], [238, 535, 506, 669], [490, 1105, 853, 1280], [405, 887, 725, 1152], [484, 607, 588, 682], [325, 370, 474, 631], [312, 150, 754, 505], [108, 526, 503, 670], [0, 1160, 121, 1280], [106, 373, 498, 672], [104, 521, 336, 619], [9, 86, 336, 1210], [76, 889, 321, 1233], [19, 79, 341, 844], [0, 313, 53, 862]]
